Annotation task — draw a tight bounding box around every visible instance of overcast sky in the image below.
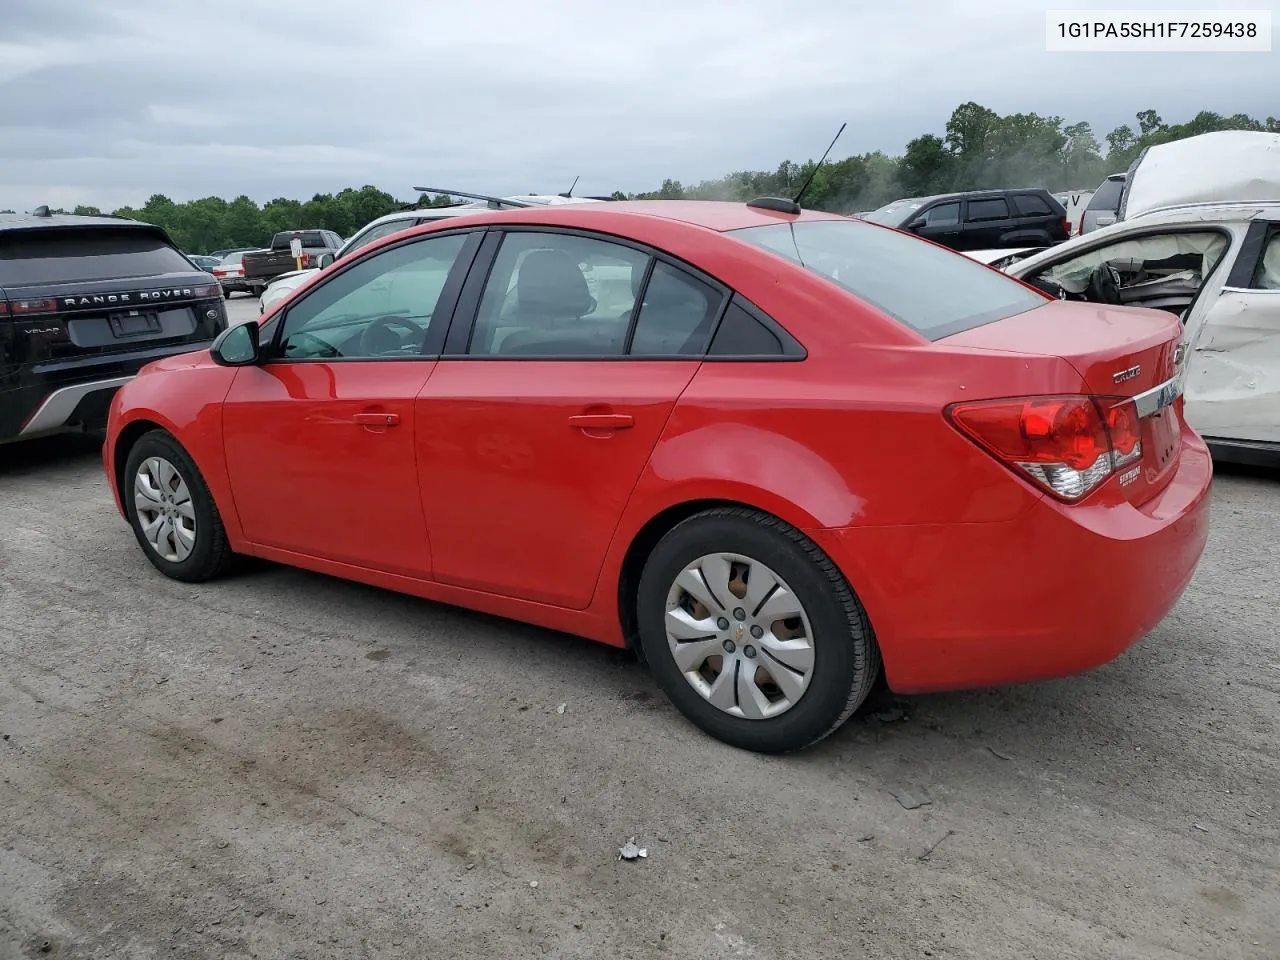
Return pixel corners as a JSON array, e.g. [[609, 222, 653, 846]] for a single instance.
[[1, 0, 1275, 211]]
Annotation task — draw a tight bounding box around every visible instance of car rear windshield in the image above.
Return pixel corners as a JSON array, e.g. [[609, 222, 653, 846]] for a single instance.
[[730, 219, 1048, 340], [271, 231, 328, 249], [0, 227, 194, 286], [1087, 178, 1125, 211]]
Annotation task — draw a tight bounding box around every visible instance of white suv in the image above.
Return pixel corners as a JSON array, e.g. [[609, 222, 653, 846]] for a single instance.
[[258, 192, 604, 313]]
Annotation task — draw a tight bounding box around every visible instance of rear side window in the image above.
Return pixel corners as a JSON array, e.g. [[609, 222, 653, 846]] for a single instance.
[[731, 219, 1048, 340], [1013, 194, 1053, 216], [967, 198, 1010, 221], [1088, 178, 1125, 211], [0, 228, 192, 285], [628, 262, 722, 356]]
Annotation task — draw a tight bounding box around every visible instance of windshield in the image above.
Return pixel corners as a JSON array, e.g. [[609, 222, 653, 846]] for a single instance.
[[861, 197, 930, 225], [730, 219, 1048, 340]]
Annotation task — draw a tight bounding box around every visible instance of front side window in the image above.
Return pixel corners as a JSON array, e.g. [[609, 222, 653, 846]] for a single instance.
[[468, 232, 649, 356], [731, 218, 1047, 340], [276, 232, 467, 360], [1035, 231, 1228, 304], [920, 202, 960, 226]]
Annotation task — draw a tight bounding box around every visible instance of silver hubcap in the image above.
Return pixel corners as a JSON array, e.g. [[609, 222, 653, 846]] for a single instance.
[[665, 553, 815, 720], [133, 456, 197, 563]]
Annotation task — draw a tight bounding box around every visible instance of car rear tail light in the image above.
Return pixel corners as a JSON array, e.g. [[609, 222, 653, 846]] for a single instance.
[[946, 394, 1144, 501], [191, 282, 223, 299], [301, 254, 313, 267], [1061, 216, 1072, 237], [4, 297, 58, 315]]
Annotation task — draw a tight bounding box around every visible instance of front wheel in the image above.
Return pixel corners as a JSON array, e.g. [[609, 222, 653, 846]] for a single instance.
[[636, 507, 880, 753], [123, 430, 234, 583]]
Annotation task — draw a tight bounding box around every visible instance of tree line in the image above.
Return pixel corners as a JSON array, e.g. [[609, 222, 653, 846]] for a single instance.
[[9, 103, 1277, 255]]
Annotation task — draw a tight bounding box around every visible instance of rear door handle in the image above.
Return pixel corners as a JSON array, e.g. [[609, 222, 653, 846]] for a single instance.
[[568, 413, 634, 431], [353, 412, 400, 427]]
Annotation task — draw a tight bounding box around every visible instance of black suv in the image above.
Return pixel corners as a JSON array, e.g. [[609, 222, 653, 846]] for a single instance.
[[1, 210, 227, 444], [862, 189, 1070, 251]]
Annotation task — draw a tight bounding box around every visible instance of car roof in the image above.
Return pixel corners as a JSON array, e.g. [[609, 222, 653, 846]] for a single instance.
[[0, 211, 156, 233]]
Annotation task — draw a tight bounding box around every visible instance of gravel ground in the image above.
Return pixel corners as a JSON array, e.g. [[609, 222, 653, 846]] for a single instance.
[[1, 427, 1278, 959]]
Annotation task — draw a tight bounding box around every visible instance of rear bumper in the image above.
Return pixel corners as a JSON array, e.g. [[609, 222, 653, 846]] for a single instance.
[[0, 341, 211, 443], [808, 431, 1214, 694]]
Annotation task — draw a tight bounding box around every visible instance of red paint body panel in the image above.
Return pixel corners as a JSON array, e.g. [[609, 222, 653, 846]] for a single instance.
[[416, 360, 697, 608], [103, 201, 1214, 699], [222, 361, 436, 577], [807, 428, 1212, 692]]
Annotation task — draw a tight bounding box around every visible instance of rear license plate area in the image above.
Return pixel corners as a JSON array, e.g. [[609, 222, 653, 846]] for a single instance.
[[109, 310, 161, 338], [1145, 406, 1181, 470]]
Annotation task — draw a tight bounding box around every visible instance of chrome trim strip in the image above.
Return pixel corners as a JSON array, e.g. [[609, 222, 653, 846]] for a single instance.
[[1131, 374, 1182, 419], [19, 376, 134, 436]]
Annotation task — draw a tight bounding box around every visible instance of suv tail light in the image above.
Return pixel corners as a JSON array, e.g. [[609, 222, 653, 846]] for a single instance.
[[946, 394, 1143, 501], [2, 297, 58, 316]]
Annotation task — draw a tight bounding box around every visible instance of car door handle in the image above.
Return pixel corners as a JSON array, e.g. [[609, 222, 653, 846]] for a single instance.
[[568, 413, 634, 431], [353, 412, 400, 427]]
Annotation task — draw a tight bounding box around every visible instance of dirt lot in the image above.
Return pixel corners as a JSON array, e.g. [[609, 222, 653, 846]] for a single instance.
[[2, 427, 1278, 960]]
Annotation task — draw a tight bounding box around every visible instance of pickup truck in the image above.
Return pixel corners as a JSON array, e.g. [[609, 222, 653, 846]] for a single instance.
[[240, 229, 343, 295]]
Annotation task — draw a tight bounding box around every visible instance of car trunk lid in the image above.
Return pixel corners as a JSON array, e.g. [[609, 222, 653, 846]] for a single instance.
[[943, 299, 1184, 503]]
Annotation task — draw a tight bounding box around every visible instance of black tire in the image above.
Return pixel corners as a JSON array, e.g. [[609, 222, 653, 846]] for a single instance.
[[123, 429, 234, 583], [636, 507, 880, 753]]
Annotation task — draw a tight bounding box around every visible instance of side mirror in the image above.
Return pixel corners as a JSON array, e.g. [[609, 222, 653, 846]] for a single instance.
[[316, 253, 335, 269], [211, 320, 261, 366], [905, 218, 926, 231]]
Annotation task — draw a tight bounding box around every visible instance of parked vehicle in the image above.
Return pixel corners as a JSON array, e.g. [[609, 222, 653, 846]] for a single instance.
[[240, 230, 343, 296], [861, 189, 1070, 251], [103, 198, 1210, 753], [258, 192, 606, 313], [187, 254, 222, 270], [1003, 162, 1280, 467], [210, 250, 262, 299], [209, 247, 259, 260], [1080, 174, 1127, 235], [1053, 190, 1095, 236], [1, 208, 226, 444]]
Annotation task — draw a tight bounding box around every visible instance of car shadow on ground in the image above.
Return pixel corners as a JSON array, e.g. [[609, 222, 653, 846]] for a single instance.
[[0, 433, 104, 477]]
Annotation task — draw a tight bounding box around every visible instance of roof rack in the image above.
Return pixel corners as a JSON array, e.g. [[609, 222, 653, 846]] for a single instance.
[[412, 186, 535, 209], [746, 197, 802, 216]]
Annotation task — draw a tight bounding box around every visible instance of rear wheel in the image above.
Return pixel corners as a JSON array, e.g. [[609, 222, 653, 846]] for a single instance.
[[636, 507, 880, 753], [124, 430, 234, 583]]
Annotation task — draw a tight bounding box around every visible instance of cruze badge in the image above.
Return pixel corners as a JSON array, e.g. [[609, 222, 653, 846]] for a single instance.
[[1112, 365, 1141, 384]]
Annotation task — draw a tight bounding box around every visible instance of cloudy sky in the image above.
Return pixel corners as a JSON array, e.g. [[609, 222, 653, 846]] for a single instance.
[[1, 0, 1275, 211]]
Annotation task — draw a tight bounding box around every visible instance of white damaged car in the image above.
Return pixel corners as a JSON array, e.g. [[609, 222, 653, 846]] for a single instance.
[[996, 131, 1280, 466]]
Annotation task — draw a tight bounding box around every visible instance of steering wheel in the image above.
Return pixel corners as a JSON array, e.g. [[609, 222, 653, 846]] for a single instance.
[[359, 315, 425, 356], [1086, 263, 1124, 305], [283, 331, 340, 359]]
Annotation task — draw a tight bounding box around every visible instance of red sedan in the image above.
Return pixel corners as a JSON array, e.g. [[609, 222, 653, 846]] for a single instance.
[[102, 199, 1212, 753]]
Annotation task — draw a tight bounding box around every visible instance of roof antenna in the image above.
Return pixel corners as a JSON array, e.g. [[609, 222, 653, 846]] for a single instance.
[[746, 122, 848, 217], [792, 122, 847, 206], [560, 175, 580, 199]]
